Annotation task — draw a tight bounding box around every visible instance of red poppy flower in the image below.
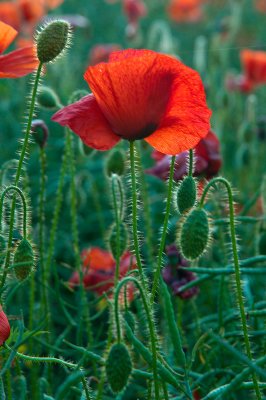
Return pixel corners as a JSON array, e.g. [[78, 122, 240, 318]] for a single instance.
[[52, 49, 211, 155], [0, 21, 38, 78], [167, 0, 204, 23], [0, 306, 10, 346], [255, 0, 266, 13], [123, 0, 147, 25], [146, 130, 221, 182], [69, 247, 136, 296], [89, 44, 121, 66]]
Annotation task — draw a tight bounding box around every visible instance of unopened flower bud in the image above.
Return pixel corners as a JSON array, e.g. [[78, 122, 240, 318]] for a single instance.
[[179, 208, 210, 260], [37, 86, 61, 110], [105, 342, 132, 393], [31, 119, 49, 148], [36, 20, 71, 63], [13, 239, 34, 281], [0, 306, 10, 346], [177, 176, 197, 214], [109, 223, 128, 259]]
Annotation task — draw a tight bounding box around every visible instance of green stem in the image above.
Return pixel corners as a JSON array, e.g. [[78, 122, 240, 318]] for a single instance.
[[115, 276, 160, 399], [0, 186, 27, 238], [151, 155, 175, 303], [39, 148, 47, 317], [200, 177, 262, 400], [111, 175, 121, 287], [188, 149, 193, 176]]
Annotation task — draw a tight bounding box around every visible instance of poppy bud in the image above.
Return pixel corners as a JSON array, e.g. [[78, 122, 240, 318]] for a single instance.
[[124, 310, 135, 333], [37, 86, 61, 110], [105, 342, 132, 393], [31, 119, 49, 148], [179, 208, 210, 260], [108, 223, 128, 259], [0, 306, 10, 346], [36, 20, 71, 63], [258, 231, 266, 255], [13, 239, 34, 281], [177, 176, 197, 214], [0, 235, 6, 266], [106, 149, 126, 177]]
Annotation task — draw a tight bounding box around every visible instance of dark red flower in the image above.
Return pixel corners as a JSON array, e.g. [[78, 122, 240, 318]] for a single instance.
[[69, 247, 136, 296], [146, 130, 221, 182], [52, 49, 211, 156], [162, 244, 199, 300], [0, 306, 10, 346], [123, 0, 147, 25]]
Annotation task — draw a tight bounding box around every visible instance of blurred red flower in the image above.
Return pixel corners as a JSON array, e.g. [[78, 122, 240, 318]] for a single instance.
[[0, 21, 38, 78], [123, 0, 147, 25], [167, 0, 204, 23], [254, 0, 266, 13], [0, 306, 10, 346], [52, 49, 211, 155], [69, 247, 136, 297], [146, 130, 221, 182], [89, 44, 121, 66], [226, 49, 266, 93]]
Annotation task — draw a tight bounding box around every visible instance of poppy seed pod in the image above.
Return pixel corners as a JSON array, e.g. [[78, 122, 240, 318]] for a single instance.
[[31, 119, 49, 148], [179, 208, 210, 260], [106, 149, 126, 177], [108, 222, 128, 259], [13, 238, 34, 281], [177, 176, 197, 214], [36, 20, 71, 63], [105, 342, 132, 393], [37, 86, 61, 110], [0, 306, 10, 346]]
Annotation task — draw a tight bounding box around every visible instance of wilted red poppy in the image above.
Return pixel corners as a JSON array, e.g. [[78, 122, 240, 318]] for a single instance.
[[0, 21, 38, 78], [0, 306, 10, 346], [146, 130, 221, 182], [89, 44, 121, 66], [52, 49, 211, 155], [226, 49, 266, 93], [69, 247, 136, 296], [168, 0, 204, 23]]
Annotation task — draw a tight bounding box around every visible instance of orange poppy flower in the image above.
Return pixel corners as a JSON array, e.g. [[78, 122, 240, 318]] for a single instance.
[[0, 21, 38, 78], [52, 49, 211, 155], [168, 0, 203, 23], [69, 247, 136, 297], [241, 49, 266, 88]]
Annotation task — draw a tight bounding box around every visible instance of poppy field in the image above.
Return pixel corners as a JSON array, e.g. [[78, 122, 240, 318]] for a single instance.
[[0, 0, 266, 399]]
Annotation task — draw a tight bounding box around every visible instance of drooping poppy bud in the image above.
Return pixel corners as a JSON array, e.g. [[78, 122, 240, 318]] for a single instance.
[[0, 306, 10, 346], [108, 222, 128, 259], [37, 86, 61, 110], [105, 342, 132, 393], [106, 149, 126, 177], [31, 119, 49, 148], [177, 176, 197, 214], [13, 238, 34, 281], [179, 208, 210, 260], [36, 20, 71, 63]]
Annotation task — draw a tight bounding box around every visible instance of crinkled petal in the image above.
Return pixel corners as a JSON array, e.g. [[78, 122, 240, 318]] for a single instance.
[[0, 46, 39, 78], [0, 20, 17, 54], [52, 94, 120, 151], [145, 65, 211, 155]]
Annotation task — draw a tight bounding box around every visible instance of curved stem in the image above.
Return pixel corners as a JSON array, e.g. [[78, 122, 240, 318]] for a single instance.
[[114, 276, 160, 399], [0, 186, 27, 238], [199, 177, 262, 400], [151, 155, 175, 303]]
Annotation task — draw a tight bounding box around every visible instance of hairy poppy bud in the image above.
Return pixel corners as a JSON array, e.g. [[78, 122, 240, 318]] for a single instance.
[[179, 208, 210, 260], [106, 149, 126, 177], [109, 223, 128, 259], [105, 342, 132, 393], [0, 306, 10, 346], [36, 20, 71, 63], [258, 231, 266, 255], [13, 239, 34, 281], [31, 119, 49, 148], [37, 86, 61, 110], [177, 176, 197, 214]]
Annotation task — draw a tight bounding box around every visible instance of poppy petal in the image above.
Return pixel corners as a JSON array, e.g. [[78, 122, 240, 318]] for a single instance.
[[0, 20, 17, 54], [52, 94, 120, 151], [84, 50, 177, 141], [145, 66, 211, 155], [0, 46, 39, 78]]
